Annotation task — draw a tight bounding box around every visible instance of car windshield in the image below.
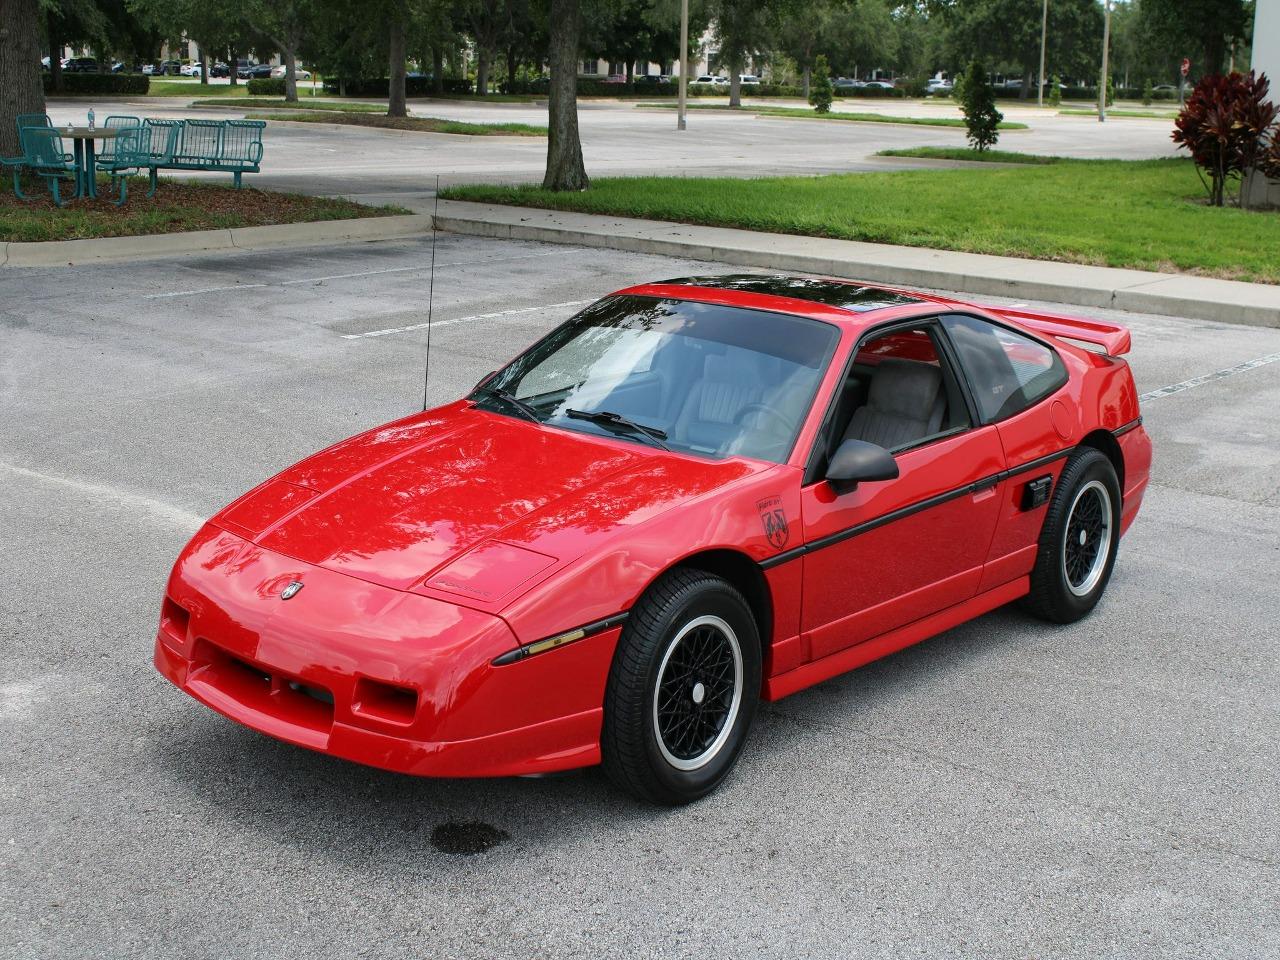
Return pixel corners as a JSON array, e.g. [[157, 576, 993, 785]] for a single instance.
[[472, 296, 840, 463]]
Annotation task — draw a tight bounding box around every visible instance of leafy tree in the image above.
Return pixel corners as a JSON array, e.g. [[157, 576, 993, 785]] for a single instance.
[[709, 0, 778, 106], [809, 52, 832, 111], [1, 0, 44, 157], [936, 0, 1102, 98], [1142, 77, 1152, 104], [543, 0, 586, 190], [960, 55, 1001, 150], [1049, 72, 1061, 106], [1140, 0, 1249, 76], [242, 0, 314, 101]]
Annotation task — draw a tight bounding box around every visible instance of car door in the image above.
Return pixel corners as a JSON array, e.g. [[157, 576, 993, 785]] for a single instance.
[[798, 320, 1006, 663], [937, 314, 1072, 592]]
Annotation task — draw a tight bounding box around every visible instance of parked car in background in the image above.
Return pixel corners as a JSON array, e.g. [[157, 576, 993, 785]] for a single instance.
[[181, 62, 201, 77], [141, 63, 157, 75], [926, 78, 953, 95], [739, 75, 761, 86], [834, 77, 864, 90], [694, 75, 729, 85], [249, 63, 275, 79], [209, 62, 230, 78], [157, 60, 183, 76], [63, 57, 99, 73], [270, 65, 312, 80], [635, 74, 670, 86]]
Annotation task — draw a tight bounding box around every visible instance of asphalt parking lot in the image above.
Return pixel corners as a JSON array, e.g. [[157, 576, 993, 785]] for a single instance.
[[2, 235, 1278, 959]]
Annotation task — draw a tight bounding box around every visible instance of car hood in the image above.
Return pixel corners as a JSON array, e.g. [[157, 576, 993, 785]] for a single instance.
[[212, 403, 763, 601]]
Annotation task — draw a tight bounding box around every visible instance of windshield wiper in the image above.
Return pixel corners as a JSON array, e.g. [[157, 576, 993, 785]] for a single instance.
[[565, 408, 670, 450], [472, 385, 540, 423]]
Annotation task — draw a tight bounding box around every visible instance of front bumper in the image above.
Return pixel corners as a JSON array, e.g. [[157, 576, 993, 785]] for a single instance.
[[153, 525, 618, 778]]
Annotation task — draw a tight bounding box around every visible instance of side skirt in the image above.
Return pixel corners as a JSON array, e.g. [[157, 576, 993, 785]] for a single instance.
[[763, 576, 1030, 701]]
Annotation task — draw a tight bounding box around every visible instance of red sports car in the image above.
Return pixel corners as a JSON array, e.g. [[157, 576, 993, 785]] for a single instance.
[[155, 275, 1151, 804]]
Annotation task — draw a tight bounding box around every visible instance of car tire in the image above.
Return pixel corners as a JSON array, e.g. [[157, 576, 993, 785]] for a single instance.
[[1023, 447, 1122, 624], [602, 569, 761, 805]]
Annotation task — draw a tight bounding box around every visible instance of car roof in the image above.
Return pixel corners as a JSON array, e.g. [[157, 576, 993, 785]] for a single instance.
[[614, 273, 970, 332]]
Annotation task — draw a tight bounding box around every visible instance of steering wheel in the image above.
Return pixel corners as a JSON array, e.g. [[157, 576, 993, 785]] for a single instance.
[[734, 401, 794, 436]]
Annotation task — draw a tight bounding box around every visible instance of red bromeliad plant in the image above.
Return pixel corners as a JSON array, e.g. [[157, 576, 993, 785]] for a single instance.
[[1172, 71, 1278, 207]]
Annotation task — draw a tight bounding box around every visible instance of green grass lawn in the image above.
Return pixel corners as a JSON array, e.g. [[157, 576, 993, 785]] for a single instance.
[[877, 147, 1060, 164], [1060, 107, 1178, 119], [638, 102, 1028, 129], [442, 159, 1279, 283], [194, 97, 384, 113], [1, 177, 405, 242], [243, 111, 546, 135], [148, 81, 253, 97]]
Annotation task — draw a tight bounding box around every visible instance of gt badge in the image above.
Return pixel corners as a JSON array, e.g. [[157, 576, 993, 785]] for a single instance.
[[280, 580, 304, 600], [757, 496, 789, 549]]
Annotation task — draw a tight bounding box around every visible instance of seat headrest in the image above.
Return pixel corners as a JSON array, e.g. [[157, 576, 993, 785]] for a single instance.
[[866, 358, 943, 420]]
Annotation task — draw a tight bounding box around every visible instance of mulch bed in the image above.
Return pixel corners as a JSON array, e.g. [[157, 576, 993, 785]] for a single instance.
[[1, 176, 400, 243]]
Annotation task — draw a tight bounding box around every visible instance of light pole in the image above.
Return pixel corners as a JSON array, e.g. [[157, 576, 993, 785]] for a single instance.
[[1038, 0, 1048, 108], [1098, 0, 1111, 122], [677, 0, 689, 130]]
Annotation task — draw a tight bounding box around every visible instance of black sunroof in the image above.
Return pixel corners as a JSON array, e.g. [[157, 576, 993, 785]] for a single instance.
[[663, 274, 921, 313]]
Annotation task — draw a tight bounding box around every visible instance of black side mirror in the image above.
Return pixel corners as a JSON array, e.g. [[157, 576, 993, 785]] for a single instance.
[[825, 439, 899, 494]]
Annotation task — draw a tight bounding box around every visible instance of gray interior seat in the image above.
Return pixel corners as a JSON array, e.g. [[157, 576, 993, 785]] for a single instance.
[[842, 358, 946, 449], [672, 353, 770, 452]]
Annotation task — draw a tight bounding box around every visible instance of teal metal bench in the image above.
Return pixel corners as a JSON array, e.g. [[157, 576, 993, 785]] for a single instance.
[[18, 126, 78, 206], [146, 118, 266, 192], [96, 127, 150, 206], [5, 114, 52, 196]]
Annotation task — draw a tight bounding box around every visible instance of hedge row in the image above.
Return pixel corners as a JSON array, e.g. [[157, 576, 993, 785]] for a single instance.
[[321, 76, 475, 96], [498, 78, 917, 98], [43, 73, 149, 95], [246, 78, 285, 96]]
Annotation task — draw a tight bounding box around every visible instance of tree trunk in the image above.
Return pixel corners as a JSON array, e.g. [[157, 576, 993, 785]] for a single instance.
[[228, 44, 238, 86], [388, 10, 407, 116], [200, 51, 208, 85], [729, 63, 742, 107], [284, 47, 298, 101], [506, 45, 518, 91], [542, 0, 587, 191], [1020, 69, 1031, 100], [433, 46, 444, 94], [476, 47, 489, 96], [802, 63, 810, 98], [47, 12, 63, 93], [1, 0, 46, 157]]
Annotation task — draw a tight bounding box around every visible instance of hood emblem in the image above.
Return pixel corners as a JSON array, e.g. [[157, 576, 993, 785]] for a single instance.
[[280, 580, 304, 600]]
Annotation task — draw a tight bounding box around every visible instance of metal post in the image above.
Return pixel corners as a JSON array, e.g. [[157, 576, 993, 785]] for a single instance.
[[677, 0, 689, 130], [1098, 0, 1111, 122], [1038, 0, 1048, 108]]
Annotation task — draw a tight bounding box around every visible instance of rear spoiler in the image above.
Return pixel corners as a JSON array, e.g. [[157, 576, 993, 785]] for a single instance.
[[983, 306, 1132, 357]]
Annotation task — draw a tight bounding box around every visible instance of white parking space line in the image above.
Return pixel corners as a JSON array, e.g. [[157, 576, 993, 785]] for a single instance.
[[0, 463, 205, 534], [1140, 352, 1280, 403], [343, 300, 594, 340], [143, 250, 563, 300], [145, 283, 270, 299]]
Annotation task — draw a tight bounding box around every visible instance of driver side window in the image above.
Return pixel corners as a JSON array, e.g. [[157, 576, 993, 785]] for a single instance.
[[816, 322, 972, 475]]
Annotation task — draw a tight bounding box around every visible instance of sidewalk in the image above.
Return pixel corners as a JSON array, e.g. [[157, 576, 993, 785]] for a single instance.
[[432, 200, 1280, 327]]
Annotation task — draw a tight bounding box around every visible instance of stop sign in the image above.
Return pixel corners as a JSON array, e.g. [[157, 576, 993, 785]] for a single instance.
[[1181, 58, 1191, 77]]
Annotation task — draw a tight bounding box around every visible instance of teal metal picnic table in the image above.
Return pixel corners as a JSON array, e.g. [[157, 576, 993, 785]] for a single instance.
[[55, 125, 119, 200]]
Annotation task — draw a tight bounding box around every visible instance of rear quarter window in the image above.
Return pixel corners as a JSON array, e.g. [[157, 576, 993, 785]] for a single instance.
[[942, 314, 1068, 421]]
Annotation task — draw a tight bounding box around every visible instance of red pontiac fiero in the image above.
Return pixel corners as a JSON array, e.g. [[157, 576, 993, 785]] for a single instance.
[[155, 275, 1152, 804]]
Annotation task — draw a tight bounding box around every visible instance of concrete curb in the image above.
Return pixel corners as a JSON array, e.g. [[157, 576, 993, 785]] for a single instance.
[[432, 200, 1280, 327], [1, 214, 432, 268]]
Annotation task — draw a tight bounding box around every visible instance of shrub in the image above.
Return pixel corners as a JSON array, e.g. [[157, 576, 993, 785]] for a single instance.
[[43, 73, 148, 95], [1173, 71, 1279, 206], [1049, 74, 1062, 107], [1105, 75, 1115, 107], [1142, 78, 1153, 105], [322, 76, 473, 96], [809, 55, 833, 114], [960, 58, 1002, 151], [246, 77, 285, 96]]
